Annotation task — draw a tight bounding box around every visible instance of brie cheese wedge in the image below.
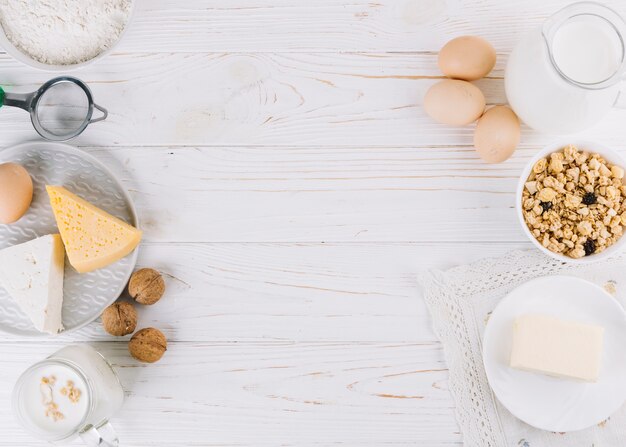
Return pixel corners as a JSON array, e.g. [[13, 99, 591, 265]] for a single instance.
[[0, 234, 65, 334]]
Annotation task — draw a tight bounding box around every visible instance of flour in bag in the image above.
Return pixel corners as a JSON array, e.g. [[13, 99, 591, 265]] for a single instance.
[[0, 0, 132, 65]]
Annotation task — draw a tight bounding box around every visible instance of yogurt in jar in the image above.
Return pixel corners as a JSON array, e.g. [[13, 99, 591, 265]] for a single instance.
[[13, 345, 125, 444], [16, 363, 90, 438]]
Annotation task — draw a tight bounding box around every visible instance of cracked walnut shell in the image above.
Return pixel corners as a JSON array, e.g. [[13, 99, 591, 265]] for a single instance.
[[102, 302, 137, 336], [129, 328, 167, 363], [129, 268, 165, 305]]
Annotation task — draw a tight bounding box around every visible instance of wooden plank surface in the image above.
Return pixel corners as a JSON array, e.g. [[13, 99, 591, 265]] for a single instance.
[[0, 342, 459, 446], [1, 0, 621, 445], [0, 242, 529, 344], [122, 0, 625, 53], [0, 242, 527, 445], [86, 144, 529, 243], [0, 243, 528, 447], [38, 144, 623, 243], [0, 52, 625, 148]]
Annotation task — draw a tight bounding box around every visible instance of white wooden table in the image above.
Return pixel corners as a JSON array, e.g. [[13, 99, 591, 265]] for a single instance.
[[1, 1, 626, 445]]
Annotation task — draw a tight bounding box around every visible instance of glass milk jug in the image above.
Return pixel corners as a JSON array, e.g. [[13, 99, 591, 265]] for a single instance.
[[505, 2, 626, 134]]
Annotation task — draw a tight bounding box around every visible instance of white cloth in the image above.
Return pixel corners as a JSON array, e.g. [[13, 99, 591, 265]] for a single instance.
[[418, 250, 626, 447]]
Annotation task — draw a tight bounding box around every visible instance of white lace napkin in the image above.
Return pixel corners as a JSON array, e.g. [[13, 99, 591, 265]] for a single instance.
[[418, 250, 626, 447]]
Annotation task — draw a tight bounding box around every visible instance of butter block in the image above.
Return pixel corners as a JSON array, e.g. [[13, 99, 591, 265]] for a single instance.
[[510, 314, 604, 382], [47, 185, 142, 273]]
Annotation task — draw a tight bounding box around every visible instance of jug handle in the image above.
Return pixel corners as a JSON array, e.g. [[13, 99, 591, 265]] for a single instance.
[[80, 421, 119, 447]]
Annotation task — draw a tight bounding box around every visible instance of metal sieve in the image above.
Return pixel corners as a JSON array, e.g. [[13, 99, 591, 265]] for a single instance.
[[0, 76, 107, 141]]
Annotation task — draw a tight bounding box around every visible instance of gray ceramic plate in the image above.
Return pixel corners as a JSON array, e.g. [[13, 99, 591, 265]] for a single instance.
[[0, 142, 138, 337]]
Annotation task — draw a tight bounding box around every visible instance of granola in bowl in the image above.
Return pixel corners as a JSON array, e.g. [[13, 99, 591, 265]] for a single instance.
[[521, 144, 626, 259]]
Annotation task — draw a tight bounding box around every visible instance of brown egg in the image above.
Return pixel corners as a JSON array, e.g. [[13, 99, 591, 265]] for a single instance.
[[438, 36, 496, 81], [474, 106, 521, 163], [0, 163, 33, 224], [424, 80, 485, 126]]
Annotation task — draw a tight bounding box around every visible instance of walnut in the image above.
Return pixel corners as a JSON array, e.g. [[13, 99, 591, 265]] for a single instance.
[[128, 268, 165, 305], [102, 302, 137, 336], [129, 328, 167, 363]]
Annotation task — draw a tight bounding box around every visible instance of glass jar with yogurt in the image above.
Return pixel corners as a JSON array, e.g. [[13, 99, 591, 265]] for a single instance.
[[505, 2, 626, 134], [12, 344, 124, 446]]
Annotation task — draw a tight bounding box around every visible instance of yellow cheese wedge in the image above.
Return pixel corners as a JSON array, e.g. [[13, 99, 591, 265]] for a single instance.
[[46, 185, 142, 273]]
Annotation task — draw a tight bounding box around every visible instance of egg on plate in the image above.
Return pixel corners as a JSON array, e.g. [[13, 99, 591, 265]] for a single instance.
[[0, 162, 33, 224]]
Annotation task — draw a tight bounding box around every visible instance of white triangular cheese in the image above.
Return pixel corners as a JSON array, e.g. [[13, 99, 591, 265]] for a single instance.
[[0, 234, 65, 334]]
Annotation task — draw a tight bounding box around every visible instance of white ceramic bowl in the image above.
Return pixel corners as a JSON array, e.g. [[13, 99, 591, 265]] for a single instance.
[[0, 1, 134, 71], [517, 139, 626, 263]]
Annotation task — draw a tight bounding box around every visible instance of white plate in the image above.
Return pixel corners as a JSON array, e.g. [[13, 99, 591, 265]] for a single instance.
[[0, 142, 138, 337], [483, 275, 626, 432]]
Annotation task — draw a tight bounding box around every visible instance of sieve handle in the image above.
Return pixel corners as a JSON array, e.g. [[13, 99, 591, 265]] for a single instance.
[[89, 103, 108, 123], [2, 91, 35, 112]]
